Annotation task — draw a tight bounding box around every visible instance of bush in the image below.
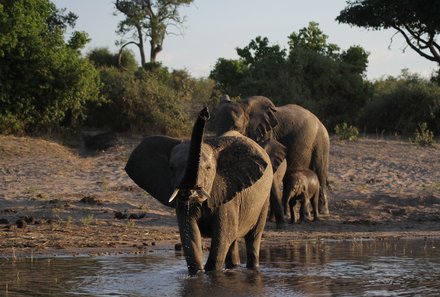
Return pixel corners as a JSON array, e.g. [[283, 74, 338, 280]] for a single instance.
[[0, 0, 102, 134], [359, 71, 440, 135], [335, 122, 359, 141], [411, 122, 435, 147], [86, 67, 216, 137]]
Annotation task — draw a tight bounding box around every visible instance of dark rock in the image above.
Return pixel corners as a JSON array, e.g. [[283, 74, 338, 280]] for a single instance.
[[84, 131, 117, 151], [3, 208, 17, 213], [128, 213, 146, 220], [80, 196, 102, 206], [389, 208, 406, 216], [174, 242, 183, 251], [0, 218, 9, 225], [24, 216, 35, 224], [16, 219, 27, 229], [114, 211, 128, 220]]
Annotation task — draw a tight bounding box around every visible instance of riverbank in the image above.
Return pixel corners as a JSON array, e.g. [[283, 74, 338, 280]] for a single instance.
[[1, 135, 439, 257]]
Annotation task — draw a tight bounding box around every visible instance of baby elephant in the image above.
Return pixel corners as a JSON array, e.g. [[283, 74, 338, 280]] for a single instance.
[[283, 169, 320, 223]]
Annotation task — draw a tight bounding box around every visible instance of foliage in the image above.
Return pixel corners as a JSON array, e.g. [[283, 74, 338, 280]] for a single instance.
[[114, 0, 193, 66], [411, 122, 435, 147], [288, 21, 340, 57], [335, 122, 359, 141], [0, 0, 102, 134], [337, 0, 440, 64], [87, 66, 215, 136], [210, 22, 372, 129], [87, 47, 138, 71], [358, 70, 440, 135]]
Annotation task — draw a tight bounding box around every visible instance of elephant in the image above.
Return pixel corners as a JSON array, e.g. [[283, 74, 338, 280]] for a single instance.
[[214, 95, 330, 216], [283, 169, 320, 223], [258, 138, 287, 227], [125, 107, 273, 275]]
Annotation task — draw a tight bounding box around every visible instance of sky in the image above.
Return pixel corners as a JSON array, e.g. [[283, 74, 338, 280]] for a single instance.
[[52, 0, 436, 80]]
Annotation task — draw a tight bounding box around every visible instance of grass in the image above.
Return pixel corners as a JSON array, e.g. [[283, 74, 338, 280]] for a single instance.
[[81, 214, 95, 226]]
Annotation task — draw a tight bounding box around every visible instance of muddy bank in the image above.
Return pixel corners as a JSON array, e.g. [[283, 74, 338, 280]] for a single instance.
[[1, 135, 439, 257]]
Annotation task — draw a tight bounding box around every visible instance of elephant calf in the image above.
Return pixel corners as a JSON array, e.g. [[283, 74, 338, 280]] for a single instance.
[[283, 169, 320, 223]]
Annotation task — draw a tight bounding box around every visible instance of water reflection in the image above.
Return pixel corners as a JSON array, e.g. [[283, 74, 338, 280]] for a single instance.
[[1, 238, 440, 296]]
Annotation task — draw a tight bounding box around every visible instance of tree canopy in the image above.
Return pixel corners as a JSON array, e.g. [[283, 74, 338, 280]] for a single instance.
[[210, 22, 372, 129], [0, 0, 102, 134], [337, 0, 440, 64], [114, 0, 193, 68]]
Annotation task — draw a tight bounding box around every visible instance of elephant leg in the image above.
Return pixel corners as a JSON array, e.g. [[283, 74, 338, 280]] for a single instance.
[[225, 240, 240, 269], [205, 235, 233, 272], [318, 187, 330, 216], [312, 191, 321, 221], [289, 200, 295, 224], [205, 211, 238, 272], [245, 199, 269, 269], [311, 140, 330, 216], [177, 213, 204, 275], [299, 199, 307, 222], [270, 181, 286, 228]]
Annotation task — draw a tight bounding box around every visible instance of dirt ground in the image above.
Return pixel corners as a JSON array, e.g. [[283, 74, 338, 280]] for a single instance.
[[1, 134, 439, 257]]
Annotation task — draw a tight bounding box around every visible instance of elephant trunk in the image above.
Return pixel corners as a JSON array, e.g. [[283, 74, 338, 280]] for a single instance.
[[178, 107, 210, 189]]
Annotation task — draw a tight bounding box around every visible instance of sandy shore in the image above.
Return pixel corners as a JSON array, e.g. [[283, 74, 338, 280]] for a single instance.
[[1, 135, 439, 257]]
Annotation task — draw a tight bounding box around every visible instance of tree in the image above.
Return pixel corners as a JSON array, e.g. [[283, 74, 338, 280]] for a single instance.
[[288, 21, 340, 57], [0, 0, 102, 134], [337, 0, 440, 64], [114, 0, 193, 68]]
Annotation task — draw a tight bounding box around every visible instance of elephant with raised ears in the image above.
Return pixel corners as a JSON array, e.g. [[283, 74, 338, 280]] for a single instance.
[[214, 95, 330, 216], [125, 107, 273, 275]]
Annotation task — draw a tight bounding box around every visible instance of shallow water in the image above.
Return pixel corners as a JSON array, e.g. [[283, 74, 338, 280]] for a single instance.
[[1, 238, 440, 296]]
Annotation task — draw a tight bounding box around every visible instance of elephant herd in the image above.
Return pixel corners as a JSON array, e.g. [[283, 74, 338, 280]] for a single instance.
[[125, 96, 330, 275]]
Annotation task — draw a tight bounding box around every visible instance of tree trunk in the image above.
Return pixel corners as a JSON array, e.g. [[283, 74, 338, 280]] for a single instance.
[[136, 24, 147, 67]]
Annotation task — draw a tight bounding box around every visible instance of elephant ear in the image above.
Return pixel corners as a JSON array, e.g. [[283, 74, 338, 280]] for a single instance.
[[245, 96, 278, 142], [125, 135, 182, 208], [206, 136, 269, 208], [258, 139, 286, 172]]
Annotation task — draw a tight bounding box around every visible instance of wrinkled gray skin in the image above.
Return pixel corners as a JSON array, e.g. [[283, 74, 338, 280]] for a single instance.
[[283, 169, 320, 223], [125, 108, 272, 275], [215, 95, 330, 217], [258, 139, 287, 226]]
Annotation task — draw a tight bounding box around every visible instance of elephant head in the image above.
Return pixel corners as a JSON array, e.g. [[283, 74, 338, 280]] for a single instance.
[[292, 176, 307, 198], [215, 95, 278, 142], [126, 107, 268, 209]]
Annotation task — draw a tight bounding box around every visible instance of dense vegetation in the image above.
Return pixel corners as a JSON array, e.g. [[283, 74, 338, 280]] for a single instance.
[[0, 0, 102, 134], [0, 1, 439, 138]]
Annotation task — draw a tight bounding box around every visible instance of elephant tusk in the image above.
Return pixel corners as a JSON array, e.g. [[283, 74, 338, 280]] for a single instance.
[[198, 187, 211, 201], [169, 188, 180, 203]]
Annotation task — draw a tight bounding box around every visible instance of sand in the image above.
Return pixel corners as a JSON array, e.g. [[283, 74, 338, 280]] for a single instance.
[[0, 135, 439, 257]]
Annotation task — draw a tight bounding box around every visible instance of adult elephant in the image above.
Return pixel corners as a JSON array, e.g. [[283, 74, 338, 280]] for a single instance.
[[125, 107, 273, 275], [214, 95, 330, 216]]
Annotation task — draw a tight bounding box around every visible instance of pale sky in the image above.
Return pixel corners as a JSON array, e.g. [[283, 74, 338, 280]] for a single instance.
[[52, 0, 436, 80]]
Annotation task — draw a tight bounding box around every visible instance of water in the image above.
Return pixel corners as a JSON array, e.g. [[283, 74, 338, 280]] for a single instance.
[[1, 238, 440, 296]]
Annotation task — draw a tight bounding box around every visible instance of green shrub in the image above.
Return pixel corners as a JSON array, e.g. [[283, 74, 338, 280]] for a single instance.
[[0, 113, 26, 135], [359, 71, 440, 135], [411, 122, 435, 147], [335, 122, 359, 141]]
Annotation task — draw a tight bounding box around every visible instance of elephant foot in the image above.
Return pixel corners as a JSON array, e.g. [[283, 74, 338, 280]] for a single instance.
[[276, 221, 287, 229], [225, 263, 240, 269], [188, 268, 205, 276]]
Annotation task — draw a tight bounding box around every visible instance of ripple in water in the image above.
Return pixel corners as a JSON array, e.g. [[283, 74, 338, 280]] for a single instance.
[[1, 238, 440, 296]]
